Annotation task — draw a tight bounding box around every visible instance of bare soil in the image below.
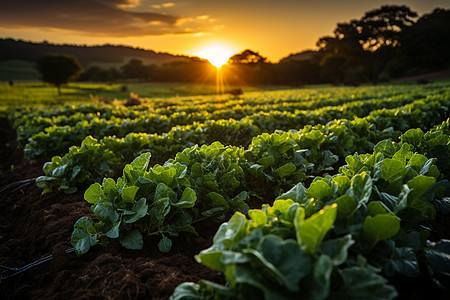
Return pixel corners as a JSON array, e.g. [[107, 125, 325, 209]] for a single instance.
[[0, 118, 224, 299]]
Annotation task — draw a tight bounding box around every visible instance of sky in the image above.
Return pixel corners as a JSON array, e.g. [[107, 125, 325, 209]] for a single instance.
[[0, 0, 449, 62]]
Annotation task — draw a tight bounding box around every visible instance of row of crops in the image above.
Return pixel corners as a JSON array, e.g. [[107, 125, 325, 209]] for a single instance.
[[6, 84, 450, 299]]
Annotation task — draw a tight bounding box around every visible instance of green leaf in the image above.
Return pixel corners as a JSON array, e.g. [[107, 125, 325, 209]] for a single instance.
[[122, 185, 139, 203], [155, 182, 177, 202], [363, 214, 400, 246], [52, 165, 67, 177], [306, 180, 333, 202], [392, 144, 413, 164], [321, 235, 354, 266], [269, 199, 295, 217], [155, 197, 171, 223], [311, 255, 333, 299], [380, 158, 404, 183], [158, 235, 173, 252], [407, 154, 428, 171], [196, 251, 225, 272], [384, 247, 419, 277], [257, 235, 312, 292], [401, 128, 424, 146], [84, 182, 102, 204], [170, 282, 201, 300], [106, 222, 120, 238], [333, 175, 351, 195], [119, 230, 143, 250], [335, 195, 358, 216], [171, 187, 196, 208], [297, 204, 338, 254], [124, 198, 148, 223], [102, 177, 117, 195], [130, 152, 151, 171], [346, 172, 372, 205], [337, 267, 397, 300], [419, 158, 437, 176], [93, 202, 119, 223], [249, 210, 267, 227], [71, 217, 97, 255], [367, 201, 389, 216], [257, 155, 275, 167], [425, 240, 450, 276], [276, 182, 307, 203], [203, 192, 230, 216], [407, 175, 436, 201], [374, 140, 398, 157], [304, 130, 326, 145], [215, 212, 247, 249], [276, 164, 296, 178]]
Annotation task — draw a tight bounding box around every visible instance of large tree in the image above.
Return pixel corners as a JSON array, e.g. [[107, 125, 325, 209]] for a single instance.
[[317, 5, 418, 84], [401, 8, 450, 73], [35, 53, 83, 95]]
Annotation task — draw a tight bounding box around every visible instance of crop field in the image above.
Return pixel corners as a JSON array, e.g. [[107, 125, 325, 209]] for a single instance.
[[0, 83, 449, 299]]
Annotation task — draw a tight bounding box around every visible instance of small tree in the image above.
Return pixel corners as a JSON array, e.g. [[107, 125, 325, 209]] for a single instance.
[[35, 54, 83, 95]]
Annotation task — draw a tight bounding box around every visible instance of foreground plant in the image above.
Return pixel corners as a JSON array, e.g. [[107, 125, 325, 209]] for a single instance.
[[171, 136, 450, 299], [71, 142, 249, 254]]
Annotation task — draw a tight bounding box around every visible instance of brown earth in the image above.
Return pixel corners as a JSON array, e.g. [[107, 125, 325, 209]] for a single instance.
[[0, 118, 224, 299], [1, 117, 449, 299]]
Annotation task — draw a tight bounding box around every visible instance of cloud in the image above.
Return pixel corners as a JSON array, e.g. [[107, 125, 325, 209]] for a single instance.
[[0, 0, 210, 37]]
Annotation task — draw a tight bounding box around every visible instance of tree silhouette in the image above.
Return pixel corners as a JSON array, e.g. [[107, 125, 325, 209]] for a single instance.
[[358, 5, 418, 84], [35, 54, 83, 95], [401, 8, 450, 72], [317, 5, 418, 84], [228, 49, 267, 65], [120, 59, 156, 81]]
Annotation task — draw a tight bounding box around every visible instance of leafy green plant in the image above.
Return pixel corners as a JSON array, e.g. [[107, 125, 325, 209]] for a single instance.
[[71, 143, 249, 255], [170, 137, 450, 299]]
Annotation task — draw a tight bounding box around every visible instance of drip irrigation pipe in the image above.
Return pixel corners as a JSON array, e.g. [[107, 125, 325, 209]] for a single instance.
[[0, 248, 75, 283]]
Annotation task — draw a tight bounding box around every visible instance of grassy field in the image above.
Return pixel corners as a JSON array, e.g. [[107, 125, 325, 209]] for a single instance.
[[0, 81, 263, 115]]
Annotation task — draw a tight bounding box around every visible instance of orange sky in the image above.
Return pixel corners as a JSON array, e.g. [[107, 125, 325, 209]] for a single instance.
[[0, 0, 449, 62]]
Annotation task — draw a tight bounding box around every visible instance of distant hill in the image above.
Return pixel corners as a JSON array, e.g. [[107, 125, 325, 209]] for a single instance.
[[0, 38, 193, 80], [279, 50, 316, 63]]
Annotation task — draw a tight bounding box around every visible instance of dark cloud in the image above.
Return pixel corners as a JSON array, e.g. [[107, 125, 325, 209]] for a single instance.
[[0, 0, 207, 36]]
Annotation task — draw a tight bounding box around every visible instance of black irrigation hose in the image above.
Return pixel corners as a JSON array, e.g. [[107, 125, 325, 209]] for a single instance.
[[0, 178, 37, 194], [0, 248, 76, 283]]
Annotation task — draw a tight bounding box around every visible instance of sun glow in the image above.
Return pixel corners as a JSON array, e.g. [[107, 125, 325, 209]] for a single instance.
[[198, 46, 234, 68]]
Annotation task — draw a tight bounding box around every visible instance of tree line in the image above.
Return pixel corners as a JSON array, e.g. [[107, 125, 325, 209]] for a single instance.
[[36, 5, 450, 89]]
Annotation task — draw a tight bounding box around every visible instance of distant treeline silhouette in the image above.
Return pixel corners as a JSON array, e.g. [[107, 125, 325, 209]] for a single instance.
[[2, 5, 449, 85], [79, 6, 449, 85]]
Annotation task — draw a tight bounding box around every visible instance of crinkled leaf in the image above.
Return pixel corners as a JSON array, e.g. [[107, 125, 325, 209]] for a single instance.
[[171, 187, 196, 208], [380, 158, 404, 183], [276, 164, 296, 178], [122, 185, 139, 203], [130, 152, 151, 171]]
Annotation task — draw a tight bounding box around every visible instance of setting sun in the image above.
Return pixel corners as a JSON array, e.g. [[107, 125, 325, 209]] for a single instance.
[[198, 46, 234, 68]]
